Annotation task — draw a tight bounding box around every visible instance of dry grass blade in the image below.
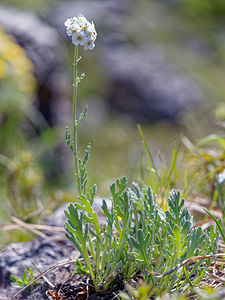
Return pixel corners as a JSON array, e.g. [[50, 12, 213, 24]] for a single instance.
[[3, 217, 66, 241], [150, 253, 225, 278], [207, 270, 225, 283], [11, 216, 48, 239], [11, 217, 65, 232], [10, 259, 77, 300], [1, 222, 65, 233]]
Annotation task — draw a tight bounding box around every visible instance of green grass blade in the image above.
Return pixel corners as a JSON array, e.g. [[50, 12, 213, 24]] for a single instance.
[[182, 164, 188, 199], [203, 208, 225, 244], [163, 137, 181, 199], [196, 134, 225, 149], [137, 124, 160, 193]]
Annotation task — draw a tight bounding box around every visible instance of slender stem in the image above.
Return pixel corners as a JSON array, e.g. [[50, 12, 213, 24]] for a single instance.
[[109, 221, 127, 274], [0, 153, 13, 168], [73, 45, 81, 196]]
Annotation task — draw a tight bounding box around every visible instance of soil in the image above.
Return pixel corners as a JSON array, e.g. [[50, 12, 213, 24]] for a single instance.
[[15, 270, 125, 300], [49, 274, 124, 300]]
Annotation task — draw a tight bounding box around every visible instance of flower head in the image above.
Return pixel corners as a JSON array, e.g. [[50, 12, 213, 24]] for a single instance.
[[64, 14, 97, 50]]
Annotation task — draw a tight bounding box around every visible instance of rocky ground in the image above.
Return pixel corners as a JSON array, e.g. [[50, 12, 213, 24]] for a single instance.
[[0, 198, 114, 300]]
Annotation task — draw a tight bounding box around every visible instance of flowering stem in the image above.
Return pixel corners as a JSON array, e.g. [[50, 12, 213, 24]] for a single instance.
[[73, 45, 81, 196]]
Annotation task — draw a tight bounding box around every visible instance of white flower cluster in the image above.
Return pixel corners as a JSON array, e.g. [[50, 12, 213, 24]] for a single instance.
[[64, 14, 97, 51]]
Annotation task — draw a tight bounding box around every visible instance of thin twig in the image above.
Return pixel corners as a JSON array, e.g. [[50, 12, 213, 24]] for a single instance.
[[10, 259, 77, 300], [86, 277, 89, 300], [32, 262, 55, 288], [150, 253, 225, 278]]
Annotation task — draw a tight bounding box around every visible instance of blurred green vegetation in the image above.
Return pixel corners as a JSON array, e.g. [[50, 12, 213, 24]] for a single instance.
[[181, 0, 225, 18], [182, 133, 225, 200], [0, 0, 54, 13], [0, 27, 73, 246]]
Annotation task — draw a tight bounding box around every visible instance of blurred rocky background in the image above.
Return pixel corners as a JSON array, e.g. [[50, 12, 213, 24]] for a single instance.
[[0, 0, 225, 243], [2, 0, 225, 125]]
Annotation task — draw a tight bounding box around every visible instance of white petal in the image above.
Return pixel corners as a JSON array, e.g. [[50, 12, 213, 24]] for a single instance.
[[66, 28, 73, 36], [72, 35, 80, 45], [64, 18, 74, 27]]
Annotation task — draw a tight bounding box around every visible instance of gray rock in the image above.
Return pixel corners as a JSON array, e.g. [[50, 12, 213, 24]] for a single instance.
[[103, 45, 203, 122], [0, 238, 78, 299], [0, 5, 67, 126]]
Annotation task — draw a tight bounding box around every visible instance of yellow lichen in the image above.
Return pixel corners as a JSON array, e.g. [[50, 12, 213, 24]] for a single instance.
[[0, 26, 36, 110]]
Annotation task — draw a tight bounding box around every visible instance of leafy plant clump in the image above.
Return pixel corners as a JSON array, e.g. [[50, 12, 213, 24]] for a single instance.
[[65, 181, 218, 295]]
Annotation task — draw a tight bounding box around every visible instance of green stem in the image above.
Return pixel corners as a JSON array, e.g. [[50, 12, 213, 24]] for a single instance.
[[101, 223, 113, 279], [81, 243, 96, 283], [73, 45, 81, 196], [0, 153, 13, 169], [109, 222, 127, 274]]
